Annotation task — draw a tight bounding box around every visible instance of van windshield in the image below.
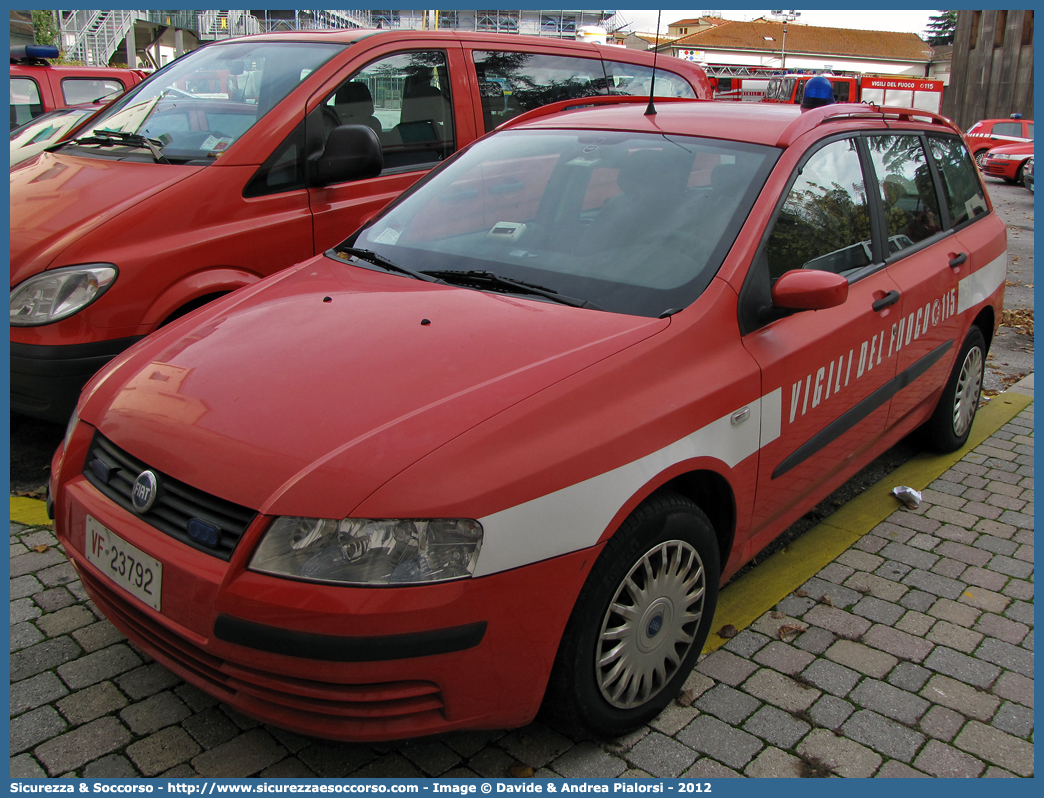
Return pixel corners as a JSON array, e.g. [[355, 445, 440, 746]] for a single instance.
[[64, 40, 345, 164], [340, 129, 778, 318]]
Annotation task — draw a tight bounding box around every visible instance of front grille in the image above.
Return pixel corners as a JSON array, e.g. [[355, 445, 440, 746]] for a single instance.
[[83, 433, 256, 561]]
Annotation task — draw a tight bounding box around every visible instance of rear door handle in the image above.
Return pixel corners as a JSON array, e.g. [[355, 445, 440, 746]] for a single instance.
[[872, 290, 900, 312], [949, 252, 968, 270]]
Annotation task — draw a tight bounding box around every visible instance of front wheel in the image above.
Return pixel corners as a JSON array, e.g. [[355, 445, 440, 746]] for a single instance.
[[923, 326, 986, 452], [544, 492, 719, 737]]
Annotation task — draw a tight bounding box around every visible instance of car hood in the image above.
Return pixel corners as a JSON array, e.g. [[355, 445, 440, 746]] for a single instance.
[[10, 152, 202, 283], [81, 256, 667, 518], [986, 142, 1034, 156]]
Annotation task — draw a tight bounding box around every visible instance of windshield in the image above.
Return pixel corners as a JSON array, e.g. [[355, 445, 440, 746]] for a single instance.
[[340, 130, 778, 318], [68, 40, 345, 163]]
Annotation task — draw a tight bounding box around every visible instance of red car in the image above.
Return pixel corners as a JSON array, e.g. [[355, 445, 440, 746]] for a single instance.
[[964, 114, 1033, 166], [10, 29, 711, 423], [50, 97, 1005, 742], [980, 140, 1034, 184]]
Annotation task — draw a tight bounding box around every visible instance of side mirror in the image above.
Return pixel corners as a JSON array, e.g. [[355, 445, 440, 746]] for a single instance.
[[314, 124, 383, 186], [771, 269, 849, 310]]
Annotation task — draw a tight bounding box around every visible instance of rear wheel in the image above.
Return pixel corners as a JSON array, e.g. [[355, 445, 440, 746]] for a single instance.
[[923, 326, 986, 452], [974, 150, 987, 168], [544, 492, 719, 737]]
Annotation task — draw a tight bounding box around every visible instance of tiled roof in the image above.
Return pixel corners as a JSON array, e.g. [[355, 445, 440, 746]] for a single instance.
[[669, 19, 934, 62], [669, 18, 703, 27]]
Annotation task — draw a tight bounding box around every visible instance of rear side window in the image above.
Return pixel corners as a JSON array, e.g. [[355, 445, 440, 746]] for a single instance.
[[1027, 123, 1034, 140], [60, 77, 125, 105], [602, 62, 696, 99], [991, 122, 1023, 137], [865, 135, 943, 253], [473, 51, 607, 133], [928, 137, 989, 228], [11, 77, 43, 129], [766, 138, 871, 279]]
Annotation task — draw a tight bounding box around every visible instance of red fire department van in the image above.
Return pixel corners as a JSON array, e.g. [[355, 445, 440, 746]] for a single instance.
[[11, 29, 711, 423], [766, 73, 945, 113], [50, 96, 1004, 742], [10, 44, 147, 129]]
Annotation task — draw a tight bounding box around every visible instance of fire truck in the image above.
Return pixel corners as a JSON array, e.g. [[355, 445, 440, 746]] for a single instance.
[[764, 73, 945, 113], [697, 64, 945, 113], [699, 64, 782, 102]]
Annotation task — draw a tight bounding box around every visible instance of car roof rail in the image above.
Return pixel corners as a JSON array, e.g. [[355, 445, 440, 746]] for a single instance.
[[497, 95, 697, 131], [11, 44, 60, 64], [776, 102, 959, 147]]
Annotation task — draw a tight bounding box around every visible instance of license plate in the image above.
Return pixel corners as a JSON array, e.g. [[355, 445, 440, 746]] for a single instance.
[[84, 516, 162, 611]]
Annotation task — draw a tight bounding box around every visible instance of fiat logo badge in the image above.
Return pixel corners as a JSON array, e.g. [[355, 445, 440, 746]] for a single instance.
[[131, 471, 159, 514]]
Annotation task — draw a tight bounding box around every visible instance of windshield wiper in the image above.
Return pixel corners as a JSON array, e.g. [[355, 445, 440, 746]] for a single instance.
[[422, 269, 604, 310], [334, 247, 444, 283], [58, 130, 170, 164]]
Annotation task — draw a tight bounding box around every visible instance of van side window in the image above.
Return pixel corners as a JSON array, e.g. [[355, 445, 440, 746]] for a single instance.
[[60, 77, 125, 106], [11, 77, 43, 129], [473, 51, 607, 133], [323, 50, 455, 172], [865, 134, 943, 254], [927, 136, 989, 228], [602, 63, 696, 99], [766, 138, 871, 280], [602, 62, 697, 99]]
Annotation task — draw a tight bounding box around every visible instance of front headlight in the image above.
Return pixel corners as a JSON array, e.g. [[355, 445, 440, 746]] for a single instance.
[[989, 153, 1012, 160], [11, 265, 117, 326], [250, 517, 483, 586]]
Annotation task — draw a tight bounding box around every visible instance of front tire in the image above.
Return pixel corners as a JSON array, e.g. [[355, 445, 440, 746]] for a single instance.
[[923, 326, 986, 452], [544, 492, 719, 737]]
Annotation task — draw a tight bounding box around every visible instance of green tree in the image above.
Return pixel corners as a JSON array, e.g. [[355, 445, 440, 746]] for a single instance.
[[924, 10, 956, 45], [31, 10, 59, 46]]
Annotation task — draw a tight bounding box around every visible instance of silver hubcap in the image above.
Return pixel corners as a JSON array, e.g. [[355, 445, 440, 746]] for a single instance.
[[596, 540, 706, 709], [952, 345, 984, 437]]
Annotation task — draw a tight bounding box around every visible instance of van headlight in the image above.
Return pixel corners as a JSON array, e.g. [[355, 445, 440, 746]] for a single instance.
[[10, 265, 117, 326], [250, 517, 483, 586]]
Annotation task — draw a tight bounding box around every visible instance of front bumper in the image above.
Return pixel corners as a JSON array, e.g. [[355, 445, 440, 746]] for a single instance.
[[56, 467, 595, 741], [11, 337, 143, 422], [980, 159, 1022, 181]]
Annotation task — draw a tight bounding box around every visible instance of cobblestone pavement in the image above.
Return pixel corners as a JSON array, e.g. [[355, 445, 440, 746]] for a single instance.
[[10, 395, 1033, 779]]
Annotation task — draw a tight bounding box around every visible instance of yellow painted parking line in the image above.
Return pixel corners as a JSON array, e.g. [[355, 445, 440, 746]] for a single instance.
[[704, 390, 1033, 651], [10, 495, 52, 528]]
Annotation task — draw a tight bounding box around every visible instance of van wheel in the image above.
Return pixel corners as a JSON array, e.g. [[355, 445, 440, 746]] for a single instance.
[[544, 492, 719, 737], [161, 293, 226, 326], [923, 326, 986, 453]]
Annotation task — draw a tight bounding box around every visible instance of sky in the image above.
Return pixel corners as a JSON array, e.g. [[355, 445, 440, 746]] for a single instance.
[[616, 9, 936, 37]]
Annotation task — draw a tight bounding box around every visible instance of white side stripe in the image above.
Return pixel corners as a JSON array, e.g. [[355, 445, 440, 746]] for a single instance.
[[958, 252, 1006, 315], [475, 390, 782, 577]]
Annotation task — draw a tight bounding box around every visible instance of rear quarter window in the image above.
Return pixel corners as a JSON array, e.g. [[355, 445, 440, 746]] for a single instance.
[[602, 62, 696, 99], [928, 136, 989, 228]]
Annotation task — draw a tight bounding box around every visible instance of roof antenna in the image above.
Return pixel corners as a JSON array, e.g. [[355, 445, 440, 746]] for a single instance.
[[645, 10, 662, 115]]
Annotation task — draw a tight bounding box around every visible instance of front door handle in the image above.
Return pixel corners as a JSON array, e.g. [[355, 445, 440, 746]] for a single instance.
[[872, 290, 900, 312]]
